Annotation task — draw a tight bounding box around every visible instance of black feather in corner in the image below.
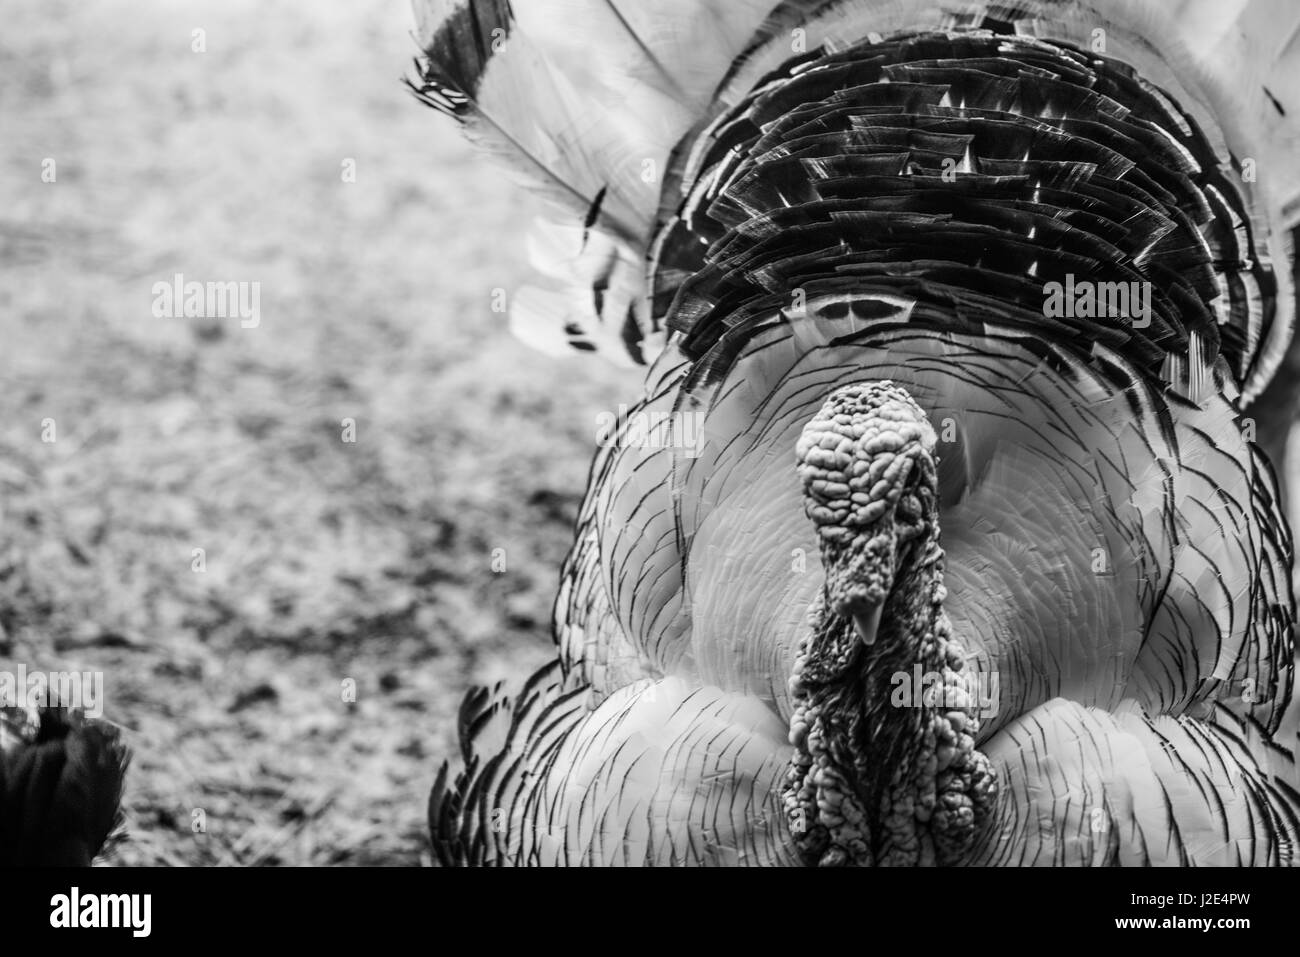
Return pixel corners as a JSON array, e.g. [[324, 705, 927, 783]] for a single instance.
[[0, 708, 129, 866]]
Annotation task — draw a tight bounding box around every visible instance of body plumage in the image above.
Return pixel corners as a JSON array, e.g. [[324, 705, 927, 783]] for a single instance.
[[417, 0, 1300, 866]]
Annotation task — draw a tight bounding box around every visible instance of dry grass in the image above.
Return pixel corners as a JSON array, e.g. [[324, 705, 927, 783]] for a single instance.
[[0, 0, 627, 865]]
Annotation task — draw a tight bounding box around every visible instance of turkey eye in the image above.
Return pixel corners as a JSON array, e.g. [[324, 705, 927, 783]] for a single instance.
[[898, 493, 921, 521]]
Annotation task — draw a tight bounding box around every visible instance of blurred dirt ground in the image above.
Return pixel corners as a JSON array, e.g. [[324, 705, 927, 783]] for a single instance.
[[0, 0, 626, 865]]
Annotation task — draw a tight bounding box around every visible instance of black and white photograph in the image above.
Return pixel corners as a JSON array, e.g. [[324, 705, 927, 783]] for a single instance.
[[2, 0, 1298, 920]]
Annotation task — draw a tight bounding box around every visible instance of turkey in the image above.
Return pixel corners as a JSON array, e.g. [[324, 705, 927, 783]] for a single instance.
[[0, 707, 128, 866], [414, 0, 1300, 865]]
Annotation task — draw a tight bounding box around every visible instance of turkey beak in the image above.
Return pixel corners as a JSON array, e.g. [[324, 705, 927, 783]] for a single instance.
[[824, 531, 897, 649], [852, 602, 884, 647], [840, 536, 899, 647]]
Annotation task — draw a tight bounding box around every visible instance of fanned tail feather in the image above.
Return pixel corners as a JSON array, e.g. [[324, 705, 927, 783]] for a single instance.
[[412, 0, 1296, 396], [410, 0, 775, 364]]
